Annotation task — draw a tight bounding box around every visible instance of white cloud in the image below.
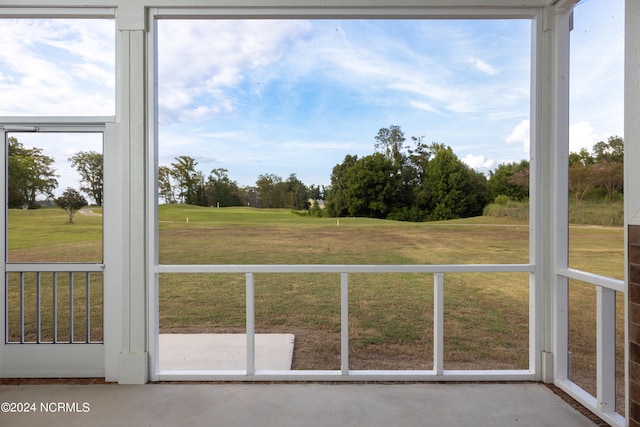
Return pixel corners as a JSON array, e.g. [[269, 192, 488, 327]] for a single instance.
[[503, 119, 604, 155], [470, 57, 498, 75], [569, 121, 600, 153], [158, 20, 312, 123], [0, 19, 115, 116], [409, 100, 440, 114], [462, 154, 496, 172], [505, 119, 530, 153], [157, 19, 531, 125]]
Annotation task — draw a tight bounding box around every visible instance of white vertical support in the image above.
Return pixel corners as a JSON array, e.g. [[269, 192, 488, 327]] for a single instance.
[[627, 1, 640, 227], [116, 5, 149, 384], [434, 273, 444, 375], [146, 10, 160, 383], [341, 273, 349, 376], [103, 121, 123, 381], [596, 286, 616, 412], [625, 0, 640, 421], [552, 3, 572, 386], [535, 2, 572, 384], [127, 28, 147, 360], [246, 273, 255, 376], [530, 10, 544, 381]]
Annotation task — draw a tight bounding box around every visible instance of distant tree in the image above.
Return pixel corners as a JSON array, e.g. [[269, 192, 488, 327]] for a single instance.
[[284, 173, 309, 210], [421, 143, 483, 220], [8, 137, 58, 209], [55, 188, 87, 223], [240, 186, 259, 207], [205, 168, 242, 207], [69, 151, 103, 206], [463, 167, 491, 217], [374, 125, 406, 167], [569, 148, 595, 167], [327, 128, 488, 221], [593, 161, 624, 202], [342, 153, 399, 218], [255, 173, 285, 208], [158, 165, 177, 204], [170, 156, 201, 205], [593, 136, 623, 164], [308, 184, 325, 201], [325, 154, 359, 217], [569, 163, 598, 206], [487, 160, 529, 202]]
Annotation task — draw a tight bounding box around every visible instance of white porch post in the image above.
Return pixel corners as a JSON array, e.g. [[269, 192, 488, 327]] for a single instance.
[[116, 5, 149, 384], [625, 0, 640, 425], [535, 1, 572, 384]]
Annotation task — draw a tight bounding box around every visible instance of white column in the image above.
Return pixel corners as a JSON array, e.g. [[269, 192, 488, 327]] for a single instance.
[[116, 5, 149, 384], [534, 2, 573, 384], [625, 0, 640, 422], [626, 0, 640, 224]]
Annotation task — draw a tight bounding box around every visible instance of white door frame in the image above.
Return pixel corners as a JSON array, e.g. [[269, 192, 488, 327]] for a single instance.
[[0, 116, 117, 377]]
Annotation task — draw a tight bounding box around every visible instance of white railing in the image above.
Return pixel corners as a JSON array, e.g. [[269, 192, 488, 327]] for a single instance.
[[5, 263, 104, 344], [556, 267, 625, 427], [153, 263, 535, 381]]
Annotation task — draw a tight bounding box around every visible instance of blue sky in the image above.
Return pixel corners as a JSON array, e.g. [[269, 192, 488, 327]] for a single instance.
[[0, 0, 624, 194], [157, 18, 532, 186]]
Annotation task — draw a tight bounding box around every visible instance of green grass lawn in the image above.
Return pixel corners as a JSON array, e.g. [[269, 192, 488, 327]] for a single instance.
[[5, 205, 625, 409]]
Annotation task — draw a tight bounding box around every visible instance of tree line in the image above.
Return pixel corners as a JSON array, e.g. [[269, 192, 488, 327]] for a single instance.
[[158, 157, 323, 210], [7, 130, 624, 222], [487, 135, 624, 206]]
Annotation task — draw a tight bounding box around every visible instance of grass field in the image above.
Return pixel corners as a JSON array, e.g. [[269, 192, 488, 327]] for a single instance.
[[6, 205, 625, 411]]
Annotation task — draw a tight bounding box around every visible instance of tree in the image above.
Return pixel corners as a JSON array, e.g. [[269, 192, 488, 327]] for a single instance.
[[55, 188, 88, 223], [69, 151, 103, 206], [569, 163, 598, 206], [325, 154, 358, 217], [170, 155, 201, 205], [594, 161, 624, 202], [158, 165, 177, 204], [593, 136, 624, 164], [8, 137, 58, 209], [420, 143, 487, 220], [342, 153, 399, 218], [374, 125, 406, 167], [255, 173, 285, 208], [569, 148, 595, 167], [487, 161, 529, 202], [205, 168, 242, 207], [284, 173, 309, 210]]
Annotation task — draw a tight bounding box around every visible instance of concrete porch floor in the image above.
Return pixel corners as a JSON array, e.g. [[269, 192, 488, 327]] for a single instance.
[[0, 382, 602, 426]]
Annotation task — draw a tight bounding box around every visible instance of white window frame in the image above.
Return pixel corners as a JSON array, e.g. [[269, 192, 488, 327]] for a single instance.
[[146, 6, 545, 383]]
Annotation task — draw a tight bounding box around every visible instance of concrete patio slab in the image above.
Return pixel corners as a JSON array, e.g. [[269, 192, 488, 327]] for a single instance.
[[159, 334, 295, 371], [0, 383, 599, 426]]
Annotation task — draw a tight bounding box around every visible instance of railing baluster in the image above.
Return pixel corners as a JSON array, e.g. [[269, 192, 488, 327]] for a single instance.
[[246, 272, 255, 375], [69, 272, 74, 343], [596, 286, 616, 412], [4, 268, 103, 345], [341, 272, 349, 376], [434, 273, 444, 375], [53, 272, 58, 343], [20, 272, 24, 344], [36, 272, 41, 343], [86, 272, 91, 343]]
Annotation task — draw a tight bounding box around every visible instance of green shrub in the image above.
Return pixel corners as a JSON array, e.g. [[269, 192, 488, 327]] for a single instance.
[[483, 199, 529, 221]]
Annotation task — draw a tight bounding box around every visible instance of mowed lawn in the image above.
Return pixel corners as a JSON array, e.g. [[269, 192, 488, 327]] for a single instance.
[[6, 205, 625, 407]]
